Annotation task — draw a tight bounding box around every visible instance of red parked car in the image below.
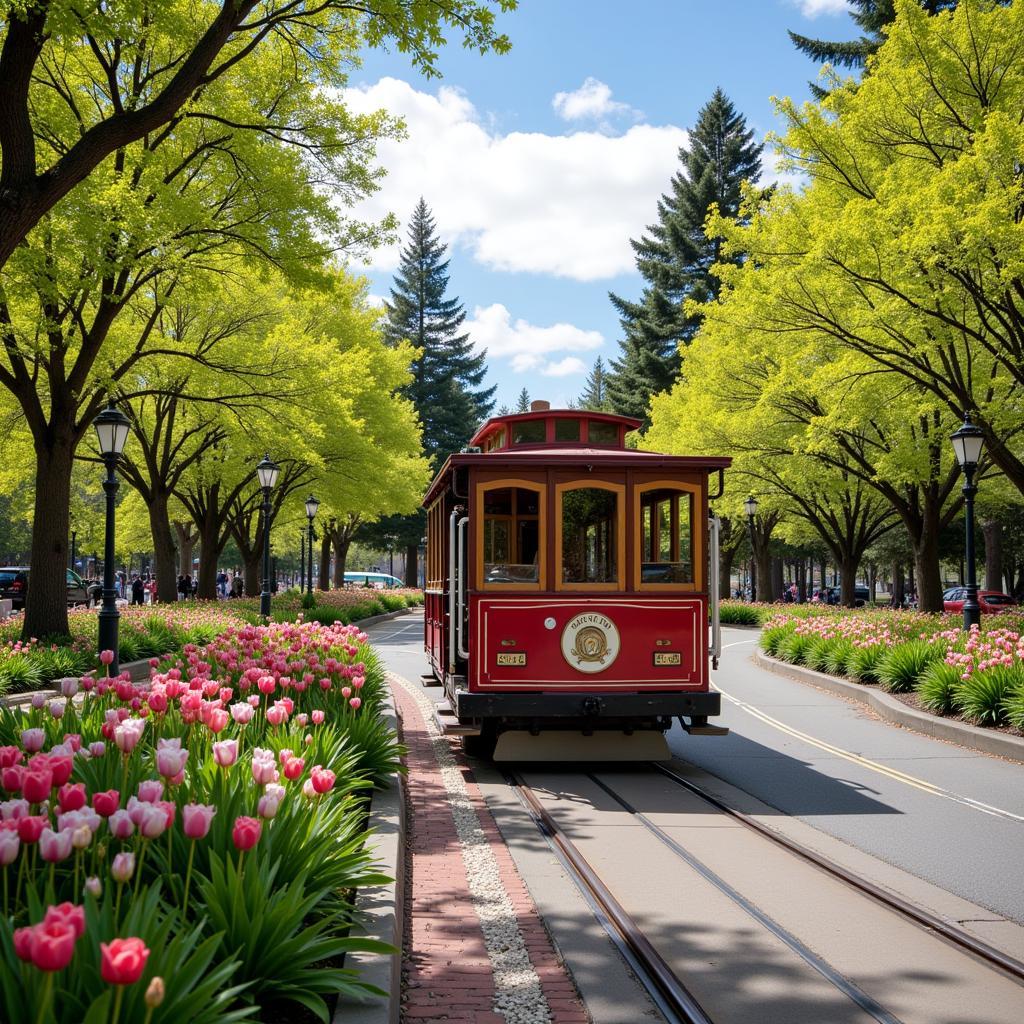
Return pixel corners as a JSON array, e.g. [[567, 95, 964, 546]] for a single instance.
[[942, 588, 1017, 614]]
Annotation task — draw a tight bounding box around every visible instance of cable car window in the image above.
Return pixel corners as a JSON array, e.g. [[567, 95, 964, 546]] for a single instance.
[[587, 421, 618, 445], [561, 487, 618, 585], [554, 419, 581, 443], [639, 488, 693, 583], [512, 419, 546, 445], [482, 486, 541, 584]]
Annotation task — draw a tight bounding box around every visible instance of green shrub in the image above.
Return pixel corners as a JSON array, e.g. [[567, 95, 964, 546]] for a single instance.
[[955, 665, 1024, 726], [380, 594, 406, 612], [823, 640, 855, 677], [916, 661, 963, 714], [777, 631, 814, 665], [0, 654, 45, 695], [1003, 680, 1024, 730], [301, 590, 317, 610], [877, 640, 942, 693], [719, 603, 761, 626], [845, 644, 887, 684], [760, 625, 791, 657], [805, 636, 839, 673]]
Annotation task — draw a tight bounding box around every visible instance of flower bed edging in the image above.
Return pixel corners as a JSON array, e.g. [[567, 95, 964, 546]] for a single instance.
[[331, 688, 404, 1024], [753, 650, 1024, 764]]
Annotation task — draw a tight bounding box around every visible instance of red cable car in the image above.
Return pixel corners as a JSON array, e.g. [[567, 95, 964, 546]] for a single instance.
[[422, 402, 731, 760]]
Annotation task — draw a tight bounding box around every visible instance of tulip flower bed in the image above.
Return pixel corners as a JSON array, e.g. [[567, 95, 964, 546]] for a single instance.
[[761, 609, 1024, 731], [0, 619, 402, 1023]]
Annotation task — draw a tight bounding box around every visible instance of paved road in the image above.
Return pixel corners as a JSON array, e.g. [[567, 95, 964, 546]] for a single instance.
[[365, 613, 1024, 924]]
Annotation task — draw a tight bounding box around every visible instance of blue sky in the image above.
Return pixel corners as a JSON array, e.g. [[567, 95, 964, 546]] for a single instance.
[[343, 0, 860, 410]]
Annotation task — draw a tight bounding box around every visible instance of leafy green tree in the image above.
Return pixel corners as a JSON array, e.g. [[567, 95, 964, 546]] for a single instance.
[[383, 198, 495, 582], [515, 387, 531, 413], [606, 89, 762, 424], [577, 357, 611, 412], [0, 0, 516, 273]]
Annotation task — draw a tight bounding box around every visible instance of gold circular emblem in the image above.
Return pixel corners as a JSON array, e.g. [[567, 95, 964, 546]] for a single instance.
[[560, 613, 620, 674]]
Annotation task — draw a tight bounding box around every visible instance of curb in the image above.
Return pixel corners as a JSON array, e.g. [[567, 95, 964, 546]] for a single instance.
[[345, 606, 416, 629], [753, 650, 1024, 764], [331, 689, 405, 1024]]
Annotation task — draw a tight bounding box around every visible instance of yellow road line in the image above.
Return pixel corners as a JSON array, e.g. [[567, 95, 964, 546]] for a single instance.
[[712, 682, 1024, 826]]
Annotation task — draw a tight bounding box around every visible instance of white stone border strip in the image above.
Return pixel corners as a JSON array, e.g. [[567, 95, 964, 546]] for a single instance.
[[754, 650, 1024, 763], [389, 671, 553, 1024]]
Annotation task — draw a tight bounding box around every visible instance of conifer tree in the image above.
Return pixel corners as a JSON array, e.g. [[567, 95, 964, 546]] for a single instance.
[[379, 197, 495, 582], [515, 387, 531, 413], [384, 198, 495, 468], [577, 357, 611, 411], [606, 89, 762, 424], [790, 2, 959, 95]]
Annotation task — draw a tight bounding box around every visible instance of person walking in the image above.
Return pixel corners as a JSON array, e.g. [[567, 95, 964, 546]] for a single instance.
[[130, 575, 145, 606]]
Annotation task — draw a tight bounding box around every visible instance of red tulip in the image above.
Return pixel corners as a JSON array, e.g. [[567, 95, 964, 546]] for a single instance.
[[91, 790, 121, 817], [282, 757, 304, 781], [13, 926, 34, 962], [48, 754, 74, 788], [16, 814, 47, 844], [0, 746, 22, 769], [57, 783, 86, 813], [231, 816, 262, 851], [1, 765, 24, 792], [29, 920, 78, 971], [310, 766, 335, 794], [21, 766, 53, 804], [44, 902, 86, 939], [99, 649, 115, 666], [101, 937, 150, 985]]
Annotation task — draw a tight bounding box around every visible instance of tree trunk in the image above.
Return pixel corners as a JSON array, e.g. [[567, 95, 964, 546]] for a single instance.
[[318, 532, 331, 590], [24, 442, 75, 639], [196, 516, 220, 599], [174, 522, 196, 577], [404, 542, 418, 587], [839, 556, 858, 607], [908, 560, 916, 600], [333, 533, 352, 587], [147, 493, 179, 603], [982, 518, 1003, 592], [892, 561, 905, 607], [243, 555, 260, 597], [719, 544, 734, 602], [797, 558, 807, 603], [912, 516, 943, 613], [770, 556, 784, 603], [868, 563, 877, 604]]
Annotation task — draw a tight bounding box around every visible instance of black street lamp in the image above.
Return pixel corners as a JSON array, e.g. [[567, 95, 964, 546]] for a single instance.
[[255, 455, 280, 619], [743, 495, 758, 603], [950, 414, 985, 631], [299, 531, 305, 590], [305, 494, 319, 595], [94, 403, 131, 672]]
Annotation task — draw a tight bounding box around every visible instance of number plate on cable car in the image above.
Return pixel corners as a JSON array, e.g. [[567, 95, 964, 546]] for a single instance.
[[653, 652, 681, 666], [496, 652, 526, 666]]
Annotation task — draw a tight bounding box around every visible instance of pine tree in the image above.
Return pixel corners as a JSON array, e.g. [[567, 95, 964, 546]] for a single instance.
[[384, 198, 495, 470], [515, 387, 531, 413], [577, 357, 611, 411], [380, 197, 495, 584], [606, 89, 762, 424], [790, 2, 959, 95]]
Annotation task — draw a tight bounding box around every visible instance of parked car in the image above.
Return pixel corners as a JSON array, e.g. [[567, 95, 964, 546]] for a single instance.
[[942, 588, 1017, 615], [811, 585, 870, 607], [0, 567, 95, 610]]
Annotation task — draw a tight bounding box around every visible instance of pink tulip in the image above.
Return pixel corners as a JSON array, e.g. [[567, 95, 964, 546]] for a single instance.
[[250, 749, 278, 786], [265, 703, 288, 727], [62, 733, 82, 752], [88, 741, 106, 759], [0, 830, 19, 866], [21, 766, 53, 804], [295, 713, 308, 727], [20, 729, 44, 753], [213, 739, 238, 767], [138, 804, 168, 839], [182, 803, 216, 840], [231, 816, 262, 851], [137, 780, 164, 804], [60, 677, 79, 698], [92, 790, 120, 817], [302, 778, 317, 799], [0, 747, 22, 769], [114, 718, 146, 753], [310, 766, 335, 794], [47, 753, 73, 787], [39, 827, 74, 863], [58, 783, 87, 813], [247, 695, 260, 707], [349, 697, 362, 710], [277, 748, 293, 765], [0, 798, 28, 820], [282, 757, 304, 781], [257, 675, 276, 695], [99, 650, 115, 665], [71, 824, 92, 850], [206, 708, 229, 734], [230, 702, 254, 725], [108, 810, 135, 840], [17, 815, 47, 844], [30, 693, 46, 710], [85, 875, 102, 898], [111, 851, 135, 883], [48, 700, 66, 719], [257, 793, 281, 819], [311, 710, 325, 725], [155, 745, 189, 779]]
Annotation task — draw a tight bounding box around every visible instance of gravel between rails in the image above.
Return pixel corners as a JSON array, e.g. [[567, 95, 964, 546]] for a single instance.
[[389, 672, 553, 1024]]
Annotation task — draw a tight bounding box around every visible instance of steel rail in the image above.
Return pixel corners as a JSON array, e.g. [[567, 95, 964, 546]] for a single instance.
[[587, 774, 902, 1024], [653, 763, 1024, 986], [505, 772, 715, 1024]]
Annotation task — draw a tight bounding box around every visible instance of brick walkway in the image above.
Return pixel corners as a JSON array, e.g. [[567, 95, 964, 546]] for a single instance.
[[393, 681, 589, 1024]]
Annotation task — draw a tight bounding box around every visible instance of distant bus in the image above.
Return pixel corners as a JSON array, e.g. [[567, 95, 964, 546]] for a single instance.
[[343, 571, 405, 590]]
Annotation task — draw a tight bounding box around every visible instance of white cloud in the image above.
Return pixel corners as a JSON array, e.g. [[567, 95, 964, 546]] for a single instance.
[[466, 303, 602, 377], [364, 292, 387, 308], [793, 0, 849, 17], [341, 77, 687, 281], [552, 77, 638, 123]]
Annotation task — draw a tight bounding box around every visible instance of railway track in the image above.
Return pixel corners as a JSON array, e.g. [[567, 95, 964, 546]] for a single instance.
[[506, 765, 1024, 1024]]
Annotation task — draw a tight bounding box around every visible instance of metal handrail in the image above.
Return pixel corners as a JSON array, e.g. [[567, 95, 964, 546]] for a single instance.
[[708, 515, 721, 670], [448, 509, 459, 674], [456, 515, 469, 661]]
